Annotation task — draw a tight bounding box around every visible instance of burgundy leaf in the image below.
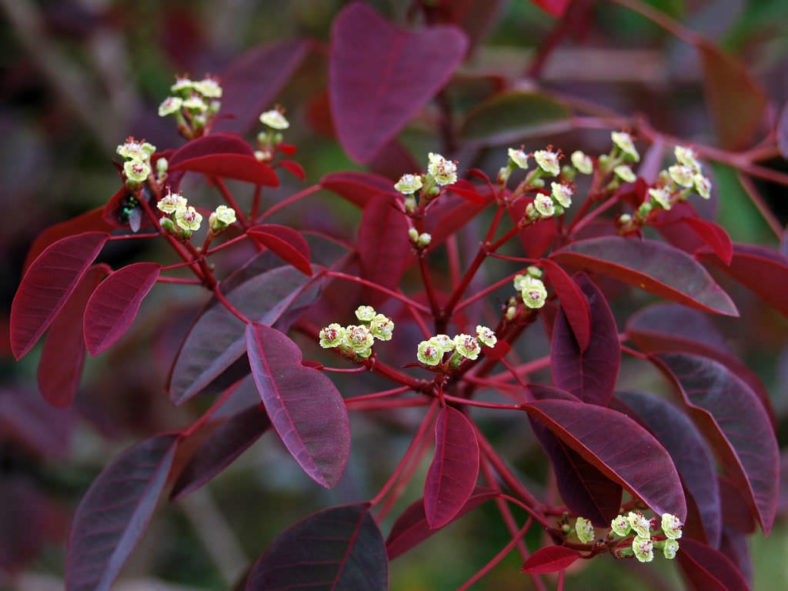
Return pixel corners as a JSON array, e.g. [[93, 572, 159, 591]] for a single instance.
[[171, 404, 271, 500], [359, 194, 410, 305], [83, 262, 161, 355], [320, 170, 397, 208], [216, 40, 311, 135], [38, 265, 108, 408], [550, 274, 619, 406], [245, 323, 350, 488], [541, 260, 591, 351], [682, 217, 733, 265], [423, 193, 491, 250], [367, 138, 422, 181], [524, 398, 687, 520], [169, 133, 254, 162], [718, 476, 755, 535], [329, 2, 467, 162], [0, 389, 73, 458], [446, 179, 486, 204], [245, 503, 387, 590], [248, 225, 312, 276], [11, 231, 109, 360], [509, 197, 556, 258], [697, 243, 788, 319], [66, 434, 178, 591], [424, 407, 480, 529], [530, 0, 571, 18], [719, 527, 752, 585], [276, 160, 306, 180], [655, 353, 779, 534], [521, 545, 581, 574], [169, 265, 320, 405], [386, 488, 496, 560], [677, 538, 750, 591], [617, 390, 721, 548], [482, 340, 510, 360], [551, 236, 738, 316], [170, 153, 279, 186]]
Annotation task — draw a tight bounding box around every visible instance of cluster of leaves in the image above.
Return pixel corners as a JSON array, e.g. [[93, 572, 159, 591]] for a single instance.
[[5, 1, 788, 590]]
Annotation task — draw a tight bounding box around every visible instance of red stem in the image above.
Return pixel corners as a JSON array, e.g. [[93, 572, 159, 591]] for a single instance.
[[343, 385, 411, 404], [323, 270, 429, 312], [214, 177, 250, 229], [258, 184, 322, 222]]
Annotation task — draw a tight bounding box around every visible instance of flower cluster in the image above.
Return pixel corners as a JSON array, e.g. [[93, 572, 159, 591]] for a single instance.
[[255, 106, 290, 162], [156, 191, 207, 237], [417, 326, 496, 369], [513, 268, 548, 309], [609, 511, 683, 562], [394, 152, 457, 210], [159, 75, 223, 138], [116, 137, 156, 187], [319, 306, 394, 359]]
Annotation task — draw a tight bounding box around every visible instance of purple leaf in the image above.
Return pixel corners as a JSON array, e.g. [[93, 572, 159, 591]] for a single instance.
[[423, 192, 491, 250], [320, 170, 397, 209], [329, 2, 467, 162], [655, 353, 779, 535], [245, 503, 387, 590], [550, 274, 619, 406], [541, 260, 591, 351], [677, 538, 750, 591], [551, 236, 738, 316], [386, 488, 496, 560], [83, 262, 161, 356], [11, 231, 109, 360], [617, 390, 721, 548], [245, 323, 350, 488], [66, 434, 178, 591], [424, 406, 480, 529], [359, 194, 410, 305], [248, 225, 312, 276], [521, 545, 581, 574], [524, 398, 686, 520]]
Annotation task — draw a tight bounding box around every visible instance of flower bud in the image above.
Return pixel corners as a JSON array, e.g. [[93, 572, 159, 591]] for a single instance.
[[159, 217, 176, 234], [408, 227, 419, 243], [417, 232, 432, 247], [575, 517, 595, 544]]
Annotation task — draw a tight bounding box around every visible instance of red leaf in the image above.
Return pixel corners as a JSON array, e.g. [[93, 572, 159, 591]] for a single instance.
[[424, 406, 480, 529], [359, 194, 410, 305], [677, 538, 750, 591], [510, 198, 556, 258], [245, 503, 387, 590], [11, 231, 109, 360], [248, 224, 312, 276], [521, 545, 581, 574], [551, 236, 738, 316], [529, 0, 571, 18], [275, 159, 305, 180], [483, 340, 510, 360], [550, 274, 619, 406], [682, 217, 733, 265], [66, 434, 178, 591], [83, 262, 161, 355], [447, 179, 487, 204], [320, 170, 396, 208], [655, 353, 779, 534], [245, 323, 350, 488], [329, 3, 467, 162], [697, 243, 788, 319], [38, 265, 109, 408], [423, 192, 491, 249], [542, 260, 591, 351], [525, 398, 687, 520], [170, 153, 279, 186], [170, 133, 254, 161], [386, 488, 496, 559]]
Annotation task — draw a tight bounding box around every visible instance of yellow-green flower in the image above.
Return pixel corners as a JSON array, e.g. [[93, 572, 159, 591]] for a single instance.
[[614, 165, 636, 183], [319, 323, 345, 348], [575, 517, 595, 544], [157, 191, 187, 214], [394, 173, 423, 195], [417, 339, 443, 366], [508, 147, 529, 169], [660, 513, 683, 540], [175, 206, 203, 232], [260, 108, 290, 130], [611, 131, 640, 162], [369, 314, 394, 341], [427, 152, 457, 186], [534, 149, 560, 176], [355, 305, 376, 323], [632, 536, 654, 563], [454, 334, 481, 360], [571, 150, 593, 174], [475, 325, 497, 348]]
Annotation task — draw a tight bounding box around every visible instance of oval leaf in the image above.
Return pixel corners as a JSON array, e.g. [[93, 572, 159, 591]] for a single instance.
[[66, 434, 178, 591], [521, 545, 581, 574], [245, 323, 350, 488], [330, 2, 467, 162], [551, 236, 738, 316], [11, 231, 109, 360], [654, 353, 779, 534], [83, 262, 161, 355], [245, 503, 387, 591], [524, 398, 686, 520], [359, 194, 410, 305], [424, 406, 480, 529], [550, 273, 619, 405], [681, 217, 733, 265], [248, 225, 312, 276], [541, 260, 591, 351], [677, 538, 750, 591]]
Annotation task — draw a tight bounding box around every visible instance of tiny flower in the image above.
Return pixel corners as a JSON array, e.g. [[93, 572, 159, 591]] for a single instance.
[[694, 175, 711, 199], [575, 517, 595, 544], [610, 514, 630, 537], [355, 305, 377, 323], [417, 339, 443, 366], [427, 152, 458, 186], [534, 193, 555, 218], [660, 513, 683, 540], [117, 138, 155, 162], [571, 150, 593, 174], [182, 96, 208, 112], [551, 182, 573, 208], [156, 157, 168, 177], [157, 191, 188, 214], [627, 512, 651, 539], [123, 159, 151, 183], [527, 265, 542, 278], [674, 145, 701, 172], [319, 323, 345, 348], [611, 131, 640, 162], [454, 334, 481, 360], [475, 325, 497, 348], [663, 538, 679, 560], [408, 227, 419, 243], [669, 164, 695, 188], [175, 206, 203, 232], [193, 76, 223, 98], [159, 217, 176, 233], [508, 147, 529, 169], [648, 187, 672, 210], [343, 324, 374, 354], [209, 204, 236, 231], [158, 96, 183, 117], [433, 334, 455, 352], [260, 108, 289, 130], [417, 232, 432, 247], [614, 165, 636, 183], [520, 276, 547, 309], [513, 274, 526, 292], [394, 173, 423, 195], [632, 536, 654, 563], [369, 314, 394, 341], [534, 149, 560, 176], [170, 77, 194, 94], [618, 213, 633, 226]]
